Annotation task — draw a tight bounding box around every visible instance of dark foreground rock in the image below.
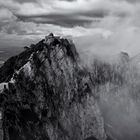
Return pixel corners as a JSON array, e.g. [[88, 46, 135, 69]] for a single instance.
[[0, 34, 107, 140]]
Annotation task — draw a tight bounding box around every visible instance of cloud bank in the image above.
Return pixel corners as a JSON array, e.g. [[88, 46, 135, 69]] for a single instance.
[[0, 0, 140, 56]]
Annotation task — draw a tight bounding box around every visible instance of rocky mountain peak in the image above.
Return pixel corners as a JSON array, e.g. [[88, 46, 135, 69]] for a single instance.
[[0, 34, 79, 83], [0, 34, 107, 140]]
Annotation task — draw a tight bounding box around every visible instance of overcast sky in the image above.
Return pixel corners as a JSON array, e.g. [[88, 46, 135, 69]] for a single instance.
[[1, 0, 140, 56]]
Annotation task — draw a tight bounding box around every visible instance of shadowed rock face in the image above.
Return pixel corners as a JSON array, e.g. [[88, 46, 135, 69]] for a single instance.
[[0, 34, 106, 140], [84, 136, 98, 140]]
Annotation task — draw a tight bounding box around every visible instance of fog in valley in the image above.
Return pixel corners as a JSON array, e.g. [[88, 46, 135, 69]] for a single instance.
[[75, 39, 140, 140]]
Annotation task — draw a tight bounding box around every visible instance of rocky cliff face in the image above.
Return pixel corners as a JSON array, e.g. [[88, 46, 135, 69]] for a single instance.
[[0, 34, 107, 140]]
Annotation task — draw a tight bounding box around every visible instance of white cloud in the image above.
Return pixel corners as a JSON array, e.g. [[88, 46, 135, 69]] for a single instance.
[[0, 8, 17, 22], [0, 0, 136, 16], [1, 0, 140, 58]]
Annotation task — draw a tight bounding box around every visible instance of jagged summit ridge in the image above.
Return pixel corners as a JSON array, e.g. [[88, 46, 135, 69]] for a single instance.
[[0, 33, 79, 83], [0, 33, 107, 140]]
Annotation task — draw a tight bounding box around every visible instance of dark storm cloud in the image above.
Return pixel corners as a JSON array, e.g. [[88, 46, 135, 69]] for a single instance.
[[59, 0, 76, 1], [16, 9, 107, 27], [0, 0, 139, 40], [13, 0, 37, 4], [124, 0, 140, 3], [17, 14, 92, 27], [0, 0, 134, 29]]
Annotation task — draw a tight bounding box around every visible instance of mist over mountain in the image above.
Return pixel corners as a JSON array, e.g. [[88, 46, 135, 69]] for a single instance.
[[0, 34, 109, 140], [1, 0, 140, 140], [1, 33, 140, 140]]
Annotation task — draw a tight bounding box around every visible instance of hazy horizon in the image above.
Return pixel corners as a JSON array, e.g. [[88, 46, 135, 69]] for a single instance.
[[1, 0, 140, 57]]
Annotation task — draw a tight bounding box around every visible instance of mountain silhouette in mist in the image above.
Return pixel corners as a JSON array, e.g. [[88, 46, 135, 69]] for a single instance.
[[0, 33, 114, 140]]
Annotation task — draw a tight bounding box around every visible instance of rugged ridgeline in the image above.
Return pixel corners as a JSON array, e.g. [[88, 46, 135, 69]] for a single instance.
[[0, 34, 108, 140]]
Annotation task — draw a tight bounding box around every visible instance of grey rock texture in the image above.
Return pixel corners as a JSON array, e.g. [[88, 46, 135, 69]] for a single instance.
[[0, 34, 107, 140]]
